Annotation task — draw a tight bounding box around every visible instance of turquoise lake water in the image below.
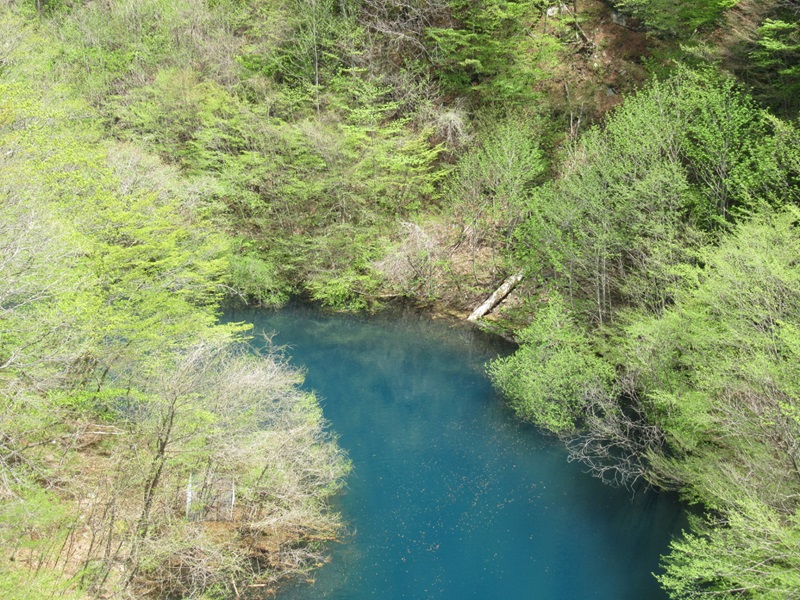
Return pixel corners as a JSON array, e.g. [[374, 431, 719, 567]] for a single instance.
[[227, 304, 685, 600]]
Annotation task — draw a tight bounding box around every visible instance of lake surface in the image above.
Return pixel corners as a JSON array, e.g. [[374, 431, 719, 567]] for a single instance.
[[227, 304, 684, 600]]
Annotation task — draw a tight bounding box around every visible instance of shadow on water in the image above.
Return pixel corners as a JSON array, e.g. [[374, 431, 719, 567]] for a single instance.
[[224, 302, 687, 600]]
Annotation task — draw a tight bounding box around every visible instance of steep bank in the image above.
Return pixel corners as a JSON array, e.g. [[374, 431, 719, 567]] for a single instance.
[[0, 11, 348, 597], [3, 0, 800, 597]]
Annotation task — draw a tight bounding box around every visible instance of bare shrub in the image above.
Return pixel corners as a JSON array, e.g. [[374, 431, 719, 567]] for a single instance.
[[114, 342, 349, 596], [374, 221, 447, 300], [359, 0, 451, 62], [8, 342, 350, 597], [416, 99, 471, 150], [565, 394, 666, 490]]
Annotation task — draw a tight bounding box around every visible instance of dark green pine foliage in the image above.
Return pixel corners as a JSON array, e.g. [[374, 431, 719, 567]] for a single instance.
[[613, 0, 739, 36], [750, 14, 800, 114], [425, 0, 560, 105]]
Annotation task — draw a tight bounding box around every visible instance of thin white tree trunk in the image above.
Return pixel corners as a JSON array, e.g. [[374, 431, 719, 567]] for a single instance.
[[185, 473, 193, 520]]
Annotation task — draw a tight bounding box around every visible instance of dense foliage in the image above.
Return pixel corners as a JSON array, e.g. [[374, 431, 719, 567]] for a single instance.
[[490, 63, 800, 600], [3, 0, 800, 597], [0, 11, 347, 598], [612, 0, 739, 36]]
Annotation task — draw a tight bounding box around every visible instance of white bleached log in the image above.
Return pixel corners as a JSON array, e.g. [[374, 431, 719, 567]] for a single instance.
[[467, 271, 524, 322]]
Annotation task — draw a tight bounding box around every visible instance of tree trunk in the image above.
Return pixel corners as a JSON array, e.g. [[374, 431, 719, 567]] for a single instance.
[[467, 271, 523, 322]]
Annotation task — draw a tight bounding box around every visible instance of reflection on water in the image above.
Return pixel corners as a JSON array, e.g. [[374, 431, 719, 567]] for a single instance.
[[225, 304, 684, 600]]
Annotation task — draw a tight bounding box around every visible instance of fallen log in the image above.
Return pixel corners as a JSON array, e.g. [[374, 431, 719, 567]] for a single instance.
[[467, 271, 524, 322]]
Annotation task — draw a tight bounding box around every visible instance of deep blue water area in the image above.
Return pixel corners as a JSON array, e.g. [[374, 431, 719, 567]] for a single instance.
[[225, 304, 685, 600]]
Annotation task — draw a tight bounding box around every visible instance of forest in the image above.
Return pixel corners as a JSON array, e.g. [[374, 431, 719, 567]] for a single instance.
[[1, 0, 799, 597]]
